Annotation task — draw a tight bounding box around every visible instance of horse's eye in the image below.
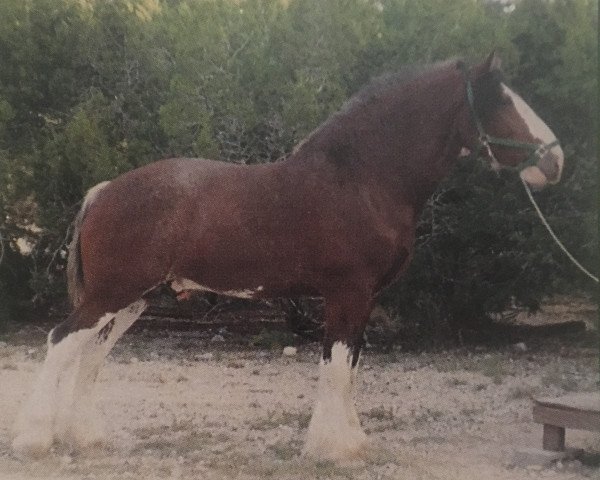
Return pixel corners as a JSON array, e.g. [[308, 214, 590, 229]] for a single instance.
[[501, 96, 513, 106]]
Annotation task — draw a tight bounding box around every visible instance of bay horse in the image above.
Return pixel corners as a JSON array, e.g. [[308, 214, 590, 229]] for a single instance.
[[13, 53, 563, 460]]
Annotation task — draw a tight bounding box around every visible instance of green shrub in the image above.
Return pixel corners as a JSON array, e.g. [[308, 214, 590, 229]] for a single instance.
[[0, 0, 595, 339]]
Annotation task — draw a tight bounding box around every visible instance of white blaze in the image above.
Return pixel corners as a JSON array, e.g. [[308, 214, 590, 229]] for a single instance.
[[503, 85, 556, 145], [503, 85, 564, 182], [303, 341, 367, 460]]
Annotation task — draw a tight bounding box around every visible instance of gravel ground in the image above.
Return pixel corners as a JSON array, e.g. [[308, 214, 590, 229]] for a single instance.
[[0, 327, 598, 480]]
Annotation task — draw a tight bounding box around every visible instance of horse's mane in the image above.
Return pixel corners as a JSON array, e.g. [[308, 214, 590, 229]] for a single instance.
[[340, 61, 451, 114], [291, 58, 506, 160], [290, 60, 455, 157], [343, 58, 506, 119]]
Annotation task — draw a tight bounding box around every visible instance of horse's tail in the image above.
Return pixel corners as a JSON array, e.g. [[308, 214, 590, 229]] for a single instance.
[[67, 181, 111, 308]]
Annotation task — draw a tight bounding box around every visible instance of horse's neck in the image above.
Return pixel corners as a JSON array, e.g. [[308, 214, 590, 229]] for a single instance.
[[379, 115, 463, 212], [289, 72, 464, 211], [348, 82, 464, 211]]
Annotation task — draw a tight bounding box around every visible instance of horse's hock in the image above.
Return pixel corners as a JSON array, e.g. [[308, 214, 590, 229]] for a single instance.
[[533, 392, 600, 451]]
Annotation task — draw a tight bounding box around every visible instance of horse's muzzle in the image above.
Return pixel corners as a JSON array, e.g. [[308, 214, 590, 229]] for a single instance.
[[520, 145, 564, 189]]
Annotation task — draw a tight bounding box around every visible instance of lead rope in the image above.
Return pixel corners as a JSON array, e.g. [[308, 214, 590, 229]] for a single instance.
[[520, 177, 599, 283]]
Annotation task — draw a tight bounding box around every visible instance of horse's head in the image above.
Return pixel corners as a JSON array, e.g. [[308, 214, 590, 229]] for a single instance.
[[457, 52, 564, 189]]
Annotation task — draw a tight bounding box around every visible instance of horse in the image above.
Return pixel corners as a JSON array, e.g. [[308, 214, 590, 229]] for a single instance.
[[13, 52, 563, 460]]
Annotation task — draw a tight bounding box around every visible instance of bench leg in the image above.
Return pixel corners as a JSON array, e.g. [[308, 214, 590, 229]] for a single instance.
[[543, 424, 565, 451]]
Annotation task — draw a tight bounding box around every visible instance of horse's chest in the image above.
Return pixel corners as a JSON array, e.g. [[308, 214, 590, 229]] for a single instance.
[[359, 199, 415, 289], [360, 191, 414, 252]]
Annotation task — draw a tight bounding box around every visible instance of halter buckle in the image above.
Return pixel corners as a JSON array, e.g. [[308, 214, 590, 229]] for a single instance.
[[476, 135, 499, 171], [461, 64, 560, 173], [534, 144, 549, 159]]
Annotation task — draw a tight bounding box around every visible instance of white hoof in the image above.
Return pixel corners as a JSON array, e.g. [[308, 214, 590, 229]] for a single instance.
[[12, 429, 53, 459], [12, 406, 55, 458], [302, 428, 369, 461], [62, 414, 106, 450], [67, 429, 106, 451]]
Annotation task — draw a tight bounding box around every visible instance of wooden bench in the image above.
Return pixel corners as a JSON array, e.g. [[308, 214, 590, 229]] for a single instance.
[[533, 393, 600, 451]]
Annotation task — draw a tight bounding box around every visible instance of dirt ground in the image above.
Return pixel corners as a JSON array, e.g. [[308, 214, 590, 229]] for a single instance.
[[0, 310, 598, 480]]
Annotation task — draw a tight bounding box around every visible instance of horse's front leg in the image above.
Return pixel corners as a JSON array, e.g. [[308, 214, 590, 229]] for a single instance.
[[303, 290, 371, 460]]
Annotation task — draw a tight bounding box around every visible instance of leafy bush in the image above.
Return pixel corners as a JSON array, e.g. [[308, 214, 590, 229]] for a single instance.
[[251, 328, 297, 350], [0, 0, 596, 339], [0, 239, 33, 329]]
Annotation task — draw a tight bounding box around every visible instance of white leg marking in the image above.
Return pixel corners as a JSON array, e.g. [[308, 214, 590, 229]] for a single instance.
[[303, 342, 368, 460], [12, 317, 111, 457], [12, 300, 145, 456], [64, 300, 147, 448]]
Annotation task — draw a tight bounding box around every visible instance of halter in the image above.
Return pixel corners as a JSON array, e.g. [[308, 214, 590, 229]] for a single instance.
[[459, 64, 599, 283], [459, 63, 560, 169]]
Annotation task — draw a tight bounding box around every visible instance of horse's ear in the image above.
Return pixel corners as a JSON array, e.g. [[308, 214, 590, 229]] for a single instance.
[[472, 51, 502, 79], [484, 51, 502, 72]]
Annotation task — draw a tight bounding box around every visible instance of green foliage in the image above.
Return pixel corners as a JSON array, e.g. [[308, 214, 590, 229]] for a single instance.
[[382, 162, 565, 342], [0, 0, 596, 336], [0, 241, 33, 327], [251, 328, 296, 350]]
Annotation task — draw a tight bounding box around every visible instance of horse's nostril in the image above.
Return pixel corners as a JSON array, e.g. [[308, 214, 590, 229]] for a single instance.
[[538, 149, 564, 184], [520, 166, 548, 190]]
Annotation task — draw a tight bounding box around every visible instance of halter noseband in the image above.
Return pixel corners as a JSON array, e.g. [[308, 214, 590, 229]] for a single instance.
[[459, 63, 560, 169]]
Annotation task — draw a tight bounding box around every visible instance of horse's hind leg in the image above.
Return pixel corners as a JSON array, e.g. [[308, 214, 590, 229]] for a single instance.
[[12, 303, 113, 457], [63, 299, 147, 448]]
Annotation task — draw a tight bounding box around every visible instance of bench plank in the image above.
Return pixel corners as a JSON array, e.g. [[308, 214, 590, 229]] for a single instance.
[[533, 404, 600, 431], [533, 392, 599, 452], [533, 392, 600, 433], [535, 392, 599, 415]]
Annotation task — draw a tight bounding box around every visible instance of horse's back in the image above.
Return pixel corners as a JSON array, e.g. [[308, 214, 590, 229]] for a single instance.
[[77, 155, 409, 305]]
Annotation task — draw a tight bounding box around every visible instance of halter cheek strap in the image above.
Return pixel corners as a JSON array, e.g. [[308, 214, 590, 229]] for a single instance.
[[460, 66, 598, 284], [459, 63, 560, 168]]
